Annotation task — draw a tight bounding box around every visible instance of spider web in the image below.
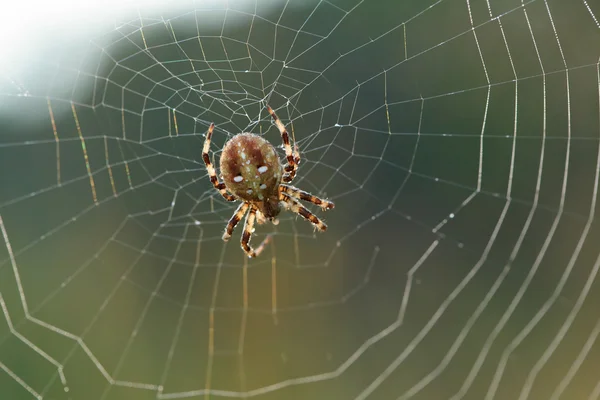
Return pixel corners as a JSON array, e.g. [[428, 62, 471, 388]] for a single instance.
[[1, 0, 600, 399]]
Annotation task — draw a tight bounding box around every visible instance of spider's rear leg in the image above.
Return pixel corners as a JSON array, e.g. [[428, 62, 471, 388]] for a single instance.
[[279, 184, 334, 211], [280, 193, 328, 232], [283, 145, 301, 183], [266, 105, 299, 182], [223, 202, 249, 241], [241, 205, 271, 258], [203, 123, 236, 201], [294, 143, 301, 165], [253, 235, 272, 257]]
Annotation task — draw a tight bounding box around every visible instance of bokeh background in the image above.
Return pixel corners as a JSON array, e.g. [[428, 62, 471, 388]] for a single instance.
[[1, 0, 600, 399]]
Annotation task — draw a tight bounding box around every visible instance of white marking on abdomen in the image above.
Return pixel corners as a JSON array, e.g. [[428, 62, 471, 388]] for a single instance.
[[234, 175, 244, 182], [260, 183, 267, 189], [258, 166, 268, 174]]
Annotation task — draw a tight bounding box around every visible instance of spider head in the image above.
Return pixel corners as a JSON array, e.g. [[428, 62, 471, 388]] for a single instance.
[[257, 196, 281, 221]]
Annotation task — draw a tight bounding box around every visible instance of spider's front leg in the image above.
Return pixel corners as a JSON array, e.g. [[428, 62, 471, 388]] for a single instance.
[[203, 123, 236, 201], [240, 205, 272, 258], [266, 105, 299, 183], [279, 184, 334, 211], [279, 192, 328, 232], [223, 202, 249, 241]]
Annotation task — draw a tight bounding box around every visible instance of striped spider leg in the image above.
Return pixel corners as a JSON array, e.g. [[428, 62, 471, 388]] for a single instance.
[[279, 184, 335, 211], [222, 202, 249, 241], [202, 123, 236, 201], [279, 192, 329, 232], [240, 206, 272, 258], [222, 202, 271, 258], [266, 105, 300, 183]]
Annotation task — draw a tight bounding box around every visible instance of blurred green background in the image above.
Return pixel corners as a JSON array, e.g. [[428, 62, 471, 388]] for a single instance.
[[1, 0, 600, 399]]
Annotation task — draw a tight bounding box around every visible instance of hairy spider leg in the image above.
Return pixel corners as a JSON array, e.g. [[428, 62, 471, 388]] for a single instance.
[[223, 202, 249, 241], [266, 105, 299, 183], [203, 123, 236, 201], [279, 192, 328, 231], [241, 205, 272, 258], [279, 184, 335, 211], [252, 234, 272, 257], [256, 209, 278, 226]]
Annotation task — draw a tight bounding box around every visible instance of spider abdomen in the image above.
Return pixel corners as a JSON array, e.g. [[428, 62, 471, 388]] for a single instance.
[[220, 133, 282, 205]]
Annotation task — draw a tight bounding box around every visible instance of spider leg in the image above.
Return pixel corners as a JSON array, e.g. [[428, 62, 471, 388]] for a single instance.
[[253, 235, 273, 256], [223, 202, 249, 241], [287, 143, 301, 182], [241, 205, 272, 258], [203, 123, 236, 201], [279, 184, 335, 211], [266, 105, 299, 183], [256, 209, 267, 225], [279, 192, 327, 232]]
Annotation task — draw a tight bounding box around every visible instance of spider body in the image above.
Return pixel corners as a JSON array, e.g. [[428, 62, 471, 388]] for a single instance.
[[202, 105, 334, 258], [220, 133, 282, 219]]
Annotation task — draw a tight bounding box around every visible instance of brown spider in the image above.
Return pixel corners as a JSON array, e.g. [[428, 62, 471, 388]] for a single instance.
[[202, 105, 335, 258]]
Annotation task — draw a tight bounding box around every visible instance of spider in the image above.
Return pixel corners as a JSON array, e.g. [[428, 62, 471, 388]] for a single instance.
[[202, 105, 335, 258]]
